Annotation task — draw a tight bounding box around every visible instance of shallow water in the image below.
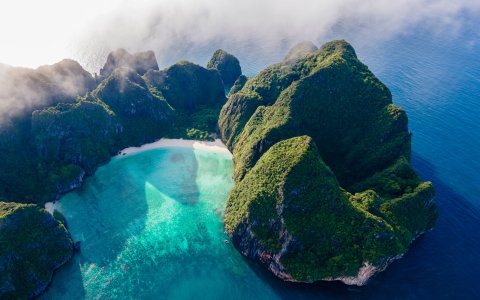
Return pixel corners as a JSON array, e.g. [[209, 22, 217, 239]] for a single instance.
[[43, 148, 277, 299]]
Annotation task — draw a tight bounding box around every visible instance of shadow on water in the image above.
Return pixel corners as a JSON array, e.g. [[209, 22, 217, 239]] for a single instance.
[[240, 152, 480, 300], [147, 149, 201, 204], [43, 147, 200, 298]]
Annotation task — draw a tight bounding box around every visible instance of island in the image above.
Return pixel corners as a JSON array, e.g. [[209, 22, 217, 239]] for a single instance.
[[0, 40, 437, 298], [207, 49, 242, 86], [219, 40, 437, 284], [0, 202, 73, 298]]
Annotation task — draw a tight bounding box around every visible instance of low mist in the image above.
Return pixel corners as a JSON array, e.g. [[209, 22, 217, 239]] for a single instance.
[[0, 0, 479, 122], [0, 61, 94, 125]]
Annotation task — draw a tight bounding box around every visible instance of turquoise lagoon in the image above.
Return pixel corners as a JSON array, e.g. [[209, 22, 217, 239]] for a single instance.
[[43, 145, 278, 299]]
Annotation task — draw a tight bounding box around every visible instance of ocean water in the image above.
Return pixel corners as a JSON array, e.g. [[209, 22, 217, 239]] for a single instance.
[[44, 21, 480, 299]]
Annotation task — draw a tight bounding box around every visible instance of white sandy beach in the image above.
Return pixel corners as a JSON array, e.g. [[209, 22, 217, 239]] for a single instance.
[[115, 138, 232, 157], [45, 201, 55, 214], [45, 138, 232, 213]]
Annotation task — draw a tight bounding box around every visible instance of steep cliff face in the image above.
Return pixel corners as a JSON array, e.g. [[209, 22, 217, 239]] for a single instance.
[[31, 99, 121, 175], [99, 48, 159, 77], [94, 68, 170, 120], [221, 40, 410, 186], [92, 67, 174, 146], [218, 49, 305, 149], [51, 165, 85, 194], [229, 75, 248, 95], [225, 136, 409, 282], [0, 39, 439, 294], [0, 46, 233, 299], [145, 60, 226, 113], [207, 49, 242, 85], [0, 202, 73, 299], [220, 40, 438, 285]]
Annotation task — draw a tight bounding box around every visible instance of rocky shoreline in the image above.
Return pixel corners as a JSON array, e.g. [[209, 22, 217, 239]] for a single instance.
[[29, 244, 74, 299], [0, 202, 74, 299], [231, 218, 427, 286]]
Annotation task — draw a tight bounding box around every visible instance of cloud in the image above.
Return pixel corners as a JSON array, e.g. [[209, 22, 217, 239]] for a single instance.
[[69, 0, 480, 72], [0, 60, 94, 124], [0, 0, 479, 121], [1, 0, 478, 72]]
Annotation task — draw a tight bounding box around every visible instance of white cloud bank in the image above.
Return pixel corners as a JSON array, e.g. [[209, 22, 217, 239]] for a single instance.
[[0, 0, 478, 72]]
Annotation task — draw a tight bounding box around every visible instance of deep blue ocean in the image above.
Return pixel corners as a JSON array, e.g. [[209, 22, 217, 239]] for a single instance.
[[346, 25, 480, 299], [44, 18, 480, 299]]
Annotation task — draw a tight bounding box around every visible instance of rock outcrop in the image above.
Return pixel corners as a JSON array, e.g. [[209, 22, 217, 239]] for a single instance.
[[207, 49, 242, 85], [283, 41, 318, 62], [0, 202, 73, 299], [53, 165, 85, 195], [220, 40, 438, 285], [99, 49, 159, 77], [229, 75, 248, 95]]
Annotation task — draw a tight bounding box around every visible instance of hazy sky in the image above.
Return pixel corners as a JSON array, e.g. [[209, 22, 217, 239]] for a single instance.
[[0, 0, 479, 72]]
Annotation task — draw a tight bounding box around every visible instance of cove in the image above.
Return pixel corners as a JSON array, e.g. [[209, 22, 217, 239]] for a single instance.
[[42, 141, 278, 299]]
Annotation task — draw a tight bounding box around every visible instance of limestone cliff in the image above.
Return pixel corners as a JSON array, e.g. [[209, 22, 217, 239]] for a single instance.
[[99, 48, 159, 77], [220, 40, 438, 284], [207, 49, 242, 85], [0, 202, 73, 299]]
